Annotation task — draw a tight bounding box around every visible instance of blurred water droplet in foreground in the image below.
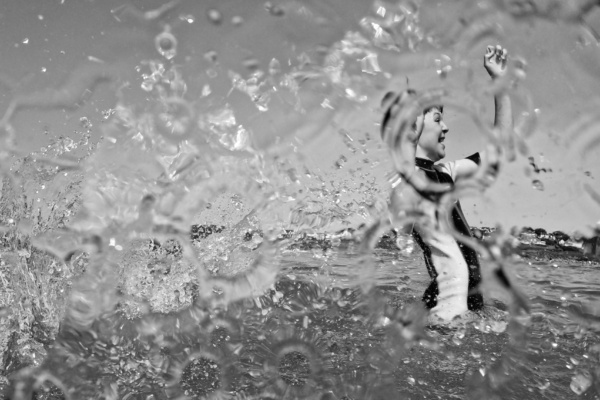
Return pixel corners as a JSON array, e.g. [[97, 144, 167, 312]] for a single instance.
[[155, 27, 177, 60], [204, 50, 218, 63], [207, 8, 223, 25], [279, 351, 310, 386], [231, 15, 244, 26], [570, 370, 592, 395], [180, 357, 221, 397], [265, 2, 285, 16], [532, 179, 544, 191]]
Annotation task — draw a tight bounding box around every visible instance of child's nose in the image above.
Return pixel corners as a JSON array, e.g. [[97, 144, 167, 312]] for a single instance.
[[441, 122, 449, 133]]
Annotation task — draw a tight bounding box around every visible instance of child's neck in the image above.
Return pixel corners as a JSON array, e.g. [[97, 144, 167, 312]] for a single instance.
[[415, 147, 433, 161]]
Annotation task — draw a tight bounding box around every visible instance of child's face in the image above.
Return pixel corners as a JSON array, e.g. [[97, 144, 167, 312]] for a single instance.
[[417, 107, 448, 162]]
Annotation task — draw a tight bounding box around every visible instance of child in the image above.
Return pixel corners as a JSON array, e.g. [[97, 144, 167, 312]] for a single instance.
[[381, 45, 512, 321]]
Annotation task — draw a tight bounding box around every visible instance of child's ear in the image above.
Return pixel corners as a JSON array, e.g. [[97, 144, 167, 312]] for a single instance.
[[414, 113, 425, 136]]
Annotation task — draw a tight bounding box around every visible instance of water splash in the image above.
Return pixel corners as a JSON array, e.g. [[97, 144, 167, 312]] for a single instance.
[[1, 0, 600, 399]]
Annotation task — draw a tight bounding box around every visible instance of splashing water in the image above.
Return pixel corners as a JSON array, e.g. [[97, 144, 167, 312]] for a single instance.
[[1, 0, 600, 399]]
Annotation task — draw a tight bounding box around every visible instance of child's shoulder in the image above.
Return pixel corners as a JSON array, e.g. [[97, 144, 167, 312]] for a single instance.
[[434, 153, 480, 181]]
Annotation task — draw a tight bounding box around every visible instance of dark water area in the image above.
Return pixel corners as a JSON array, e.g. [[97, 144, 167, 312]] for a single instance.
[[1, 0, 600, 399], [2, 240, 600, 399]]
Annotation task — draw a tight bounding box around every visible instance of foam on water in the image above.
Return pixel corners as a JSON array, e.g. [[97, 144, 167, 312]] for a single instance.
[[1, 0, 600, 399]]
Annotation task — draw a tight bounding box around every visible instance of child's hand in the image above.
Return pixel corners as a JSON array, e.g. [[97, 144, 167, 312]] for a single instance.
[[484, 45, 508, 79]]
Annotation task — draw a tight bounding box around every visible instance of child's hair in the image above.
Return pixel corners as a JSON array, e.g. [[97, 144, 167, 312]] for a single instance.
[[380, 89, 443, 138]]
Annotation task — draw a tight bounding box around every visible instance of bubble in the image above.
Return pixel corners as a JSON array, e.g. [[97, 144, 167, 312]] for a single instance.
[[22, 38, 29, 44], [570, 370, 592, 395], [155, 29, 177, 60], [531, 179, 544, 191], [180, 357, 221, 397], [207, 8, 222, 24]]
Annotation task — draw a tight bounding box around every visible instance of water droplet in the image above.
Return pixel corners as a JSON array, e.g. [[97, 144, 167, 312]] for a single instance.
[[32, 380, 66, 399], [141, 80, 154, 92], [206, 68, 218, 78], [207, 8, 222, 24], [264, 2, 285, 16], [38, 14, 44, 20], [435, 54, 452, 78], [22, 38, 29, 44], [279, 351, 310, 386], [155, 29, 177, 60], [570, 357, 580, 365], [41, 67, 47, 73], [514, 57, 527, 80], [532, 179, 544, 191], [269, 58, 281, 75], [204, 50, 218, 63], [231, 15, 244, 26], [538, 380, 551, 390], [179, 14, 195, 23], [155, 97, 194, 140], [180, 356, 221, 397], [242, 57, 260, 71], [570, 371, 592, 395]]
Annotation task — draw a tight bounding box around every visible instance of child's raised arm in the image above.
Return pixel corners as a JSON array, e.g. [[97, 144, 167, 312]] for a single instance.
[[451, 45, 513, 181]]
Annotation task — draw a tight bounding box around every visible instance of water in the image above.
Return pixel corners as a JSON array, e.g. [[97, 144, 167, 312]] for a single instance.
[[1, 0, 600, 399]]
